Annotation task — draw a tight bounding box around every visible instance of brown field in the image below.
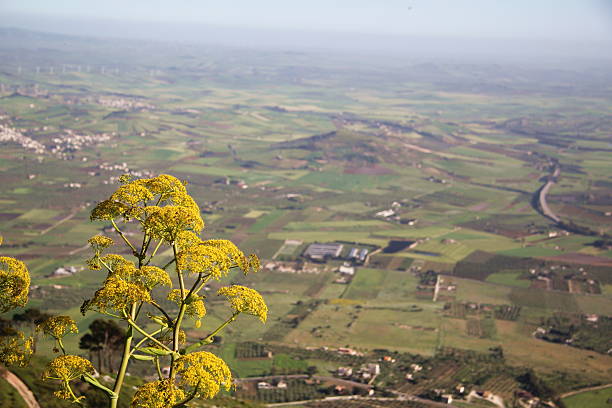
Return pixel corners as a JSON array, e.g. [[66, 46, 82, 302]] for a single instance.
[[541, 253, 612, 267], [496, 320, 612, 380]]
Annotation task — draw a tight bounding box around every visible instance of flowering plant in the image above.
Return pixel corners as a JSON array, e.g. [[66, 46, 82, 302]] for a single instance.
[[40, 174, 266, 407]]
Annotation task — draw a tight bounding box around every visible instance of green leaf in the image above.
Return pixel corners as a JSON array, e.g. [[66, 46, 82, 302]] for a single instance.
[[132, 354, 155, 361], [139, 346, 173, 356]]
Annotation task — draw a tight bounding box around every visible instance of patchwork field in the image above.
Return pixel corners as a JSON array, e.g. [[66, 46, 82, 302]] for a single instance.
[[0, 27, 611, 407]]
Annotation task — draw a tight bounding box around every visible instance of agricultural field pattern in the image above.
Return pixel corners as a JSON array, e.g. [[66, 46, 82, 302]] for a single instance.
[[0, 28, 611, 408]]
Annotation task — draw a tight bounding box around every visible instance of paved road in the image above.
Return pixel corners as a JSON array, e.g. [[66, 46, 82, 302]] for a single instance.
[[538, 166, 561, 223]]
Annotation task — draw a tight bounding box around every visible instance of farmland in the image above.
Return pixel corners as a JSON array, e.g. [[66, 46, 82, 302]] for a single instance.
[[0, 27, 611, 407]]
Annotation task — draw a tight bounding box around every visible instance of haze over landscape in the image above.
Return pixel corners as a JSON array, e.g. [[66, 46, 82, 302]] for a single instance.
[[0, 2, 611, 408]]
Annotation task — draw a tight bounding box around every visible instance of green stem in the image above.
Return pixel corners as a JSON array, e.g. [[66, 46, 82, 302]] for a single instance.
[[139, 233, 150, 266], [130, 328, 164, 356], [173, 244, 186, 298], [170, 243, 185, 379], [66, 381, 85, 406], [172, 379, 201, 407], [150, 301, 174, 328], [82, 373, 116, 397], [111, 219, 138, 254], [126, 317, 172, 352], [184, 312, 240, 354], [111, 304, 136, 408], [155, 357, 163, 380], [145, 238, 165, 265], [161, 258, 176, 270], [57, 338, 66, 355]]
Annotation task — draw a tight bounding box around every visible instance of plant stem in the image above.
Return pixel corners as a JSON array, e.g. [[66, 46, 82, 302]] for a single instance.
[[155, 357, 163, 380], [184, 312, 240, 354], [170, 243, 185, 379], [126, 318, 172, 352], [150, 301, 174, 327], [57, 338, 66, 355], [82, 373, 116, 397], [130, 328, 164, 356], [111, 219, 138, 254], [111, 304, 136, 408], [145, 238, 164, 265]]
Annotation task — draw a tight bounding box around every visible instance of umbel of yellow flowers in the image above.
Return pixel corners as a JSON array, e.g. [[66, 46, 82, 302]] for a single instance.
[[0, 236, 34, 367], [39, 174, 267, 408]]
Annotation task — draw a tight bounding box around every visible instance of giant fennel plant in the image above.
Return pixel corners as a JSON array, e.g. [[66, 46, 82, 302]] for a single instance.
[[35, 174, 267, 407], [0, 235, 34, 368]]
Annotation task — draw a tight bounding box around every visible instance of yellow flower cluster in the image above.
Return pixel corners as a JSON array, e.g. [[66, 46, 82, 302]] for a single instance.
[[138, 265, 172, 289], [173, 351, 232, 399], [143, 174, 187, 203], [43, 355, 95, 380], [43, 355, 95, 400], [87, 275, 152, 313], [175, 230, 201, 251], [0, 256, 31, 313], [90, 199, 130, 221], [176, 240, 259, 279], [84, 253, 172, 314], [202, 240, 260, 275], [37, 316, 78, 339], [111, 182, 154, 206], [88, 235, 114, 251], [217, 285, 268, 323], [0, 331, 33, 367], [89, 175, 204, 240], [131, 379, 186, 408], [144, 204, 203, 242], [167, 289, 206, 328], [106, 256, 171, 288]]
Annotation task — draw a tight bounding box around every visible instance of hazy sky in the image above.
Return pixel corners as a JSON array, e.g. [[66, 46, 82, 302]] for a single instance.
[[2, 0, 612, 42]]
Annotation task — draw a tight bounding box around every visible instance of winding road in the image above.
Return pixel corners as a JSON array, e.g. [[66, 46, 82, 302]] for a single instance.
[[1, 370, 41, 408], [537, 165, 561, 223]]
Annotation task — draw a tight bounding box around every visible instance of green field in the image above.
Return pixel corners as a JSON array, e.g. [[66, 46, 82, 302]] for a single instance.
[[562, 386, 612, 408]]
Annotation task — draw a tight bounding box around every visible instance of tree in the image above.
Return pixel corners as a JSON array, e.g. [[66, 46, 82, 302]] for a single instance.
[[12, 308, 52, 327], [37, 174, 267, 408], [79, 319, 125, 373]]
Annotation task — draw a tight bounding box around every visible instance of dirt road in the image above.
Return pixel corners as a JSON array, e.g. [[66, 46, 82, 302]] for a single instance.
[[1, 370, 41, 408]]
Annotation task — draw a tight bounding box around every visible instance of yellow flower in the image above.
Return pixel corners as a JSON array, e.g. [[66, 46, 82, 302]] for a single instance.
[[0, 256, 30, 313], [100, 254, 132, 271], [110, 181, 154, 206], [138, 266, 172, 289], [176, 240, 256, 279], [0, 331, 33, 367], [175, 230, 201, 251], [202, 240, 258, 275], [177, 245, 230, 278], [144, 205, 204, 242], [90, 199, 130, 221], [217, 285, 267, 323], [44, 355, 95, 380], [43, 355, 94, 400], [88, 235, 114, 252], [86, 275, 151, 313], [131, 379, 186, 408], [173, 351, 232, 399], [143, 174, 187, 203], [167, 289, 206, 327], [37, 316, 78, 339]]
